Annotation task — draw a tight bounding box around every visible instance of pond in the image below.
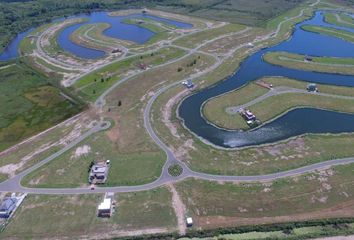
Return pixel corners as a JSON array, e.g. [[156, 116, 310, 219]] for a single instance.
[[178, 11, 354, 148], [0, 11, 192, 61]]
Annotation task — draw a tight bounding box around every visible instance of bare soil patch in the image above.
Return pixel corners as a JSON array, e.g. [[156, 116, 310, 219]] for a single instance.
[[167, 184, 187, 235]]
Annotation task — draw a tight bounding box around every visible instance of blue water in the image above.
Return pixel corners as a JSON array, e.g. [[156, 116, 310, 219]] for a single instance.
[[0, 28, 33, 61], [0, 11, 192, 61], [57, 12, 192, 59], [178, 11, 354, 148]]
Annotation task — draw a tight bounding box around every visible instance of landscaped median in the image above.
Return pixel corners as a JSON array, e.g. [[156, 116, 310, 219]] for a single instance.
[[202, 77, 354, 131], [301, 24, 354, 43], [263, 51, 354, 75]]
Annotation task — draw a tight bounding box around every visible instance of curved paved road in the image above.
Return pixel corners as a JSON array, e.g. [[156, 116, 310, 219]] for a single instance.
[[1, 0, 351, 195]]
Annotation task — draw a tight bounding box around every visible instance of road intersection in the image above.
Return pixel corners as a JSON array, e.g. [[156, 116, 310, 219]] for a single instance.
[[2, 0, 352, 195]]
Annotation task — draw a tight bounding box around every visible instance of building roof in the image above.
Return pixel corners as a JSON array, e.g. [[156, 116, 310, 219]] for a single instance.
[[92, 165, 107, 174], [0, 198, 17, 212], [186, 217, 193, 224], [98, 198, 111, 210]]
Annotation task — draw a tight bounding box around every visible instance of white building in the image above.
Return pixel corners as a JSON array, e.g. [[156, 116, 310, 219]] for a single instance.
[[186, 217, 193, 227], [98, 198, 112, 217]]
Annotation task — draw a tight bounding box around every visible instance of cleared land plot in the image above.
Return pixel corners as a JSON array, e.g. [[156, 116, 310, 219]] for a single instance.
[[176, 163, 354, 229], [74, 47, 186, 101], [0, 62, 82, 152], [203, 77, 354, 130], [173, 24, 246, 48], [22, 131, 165, 187], [1, 187, 176, 239], [199, 28, 266, 55], [301, 25, 354, 43], [324, 12, 354, 29], [264, 51, 354, 75]]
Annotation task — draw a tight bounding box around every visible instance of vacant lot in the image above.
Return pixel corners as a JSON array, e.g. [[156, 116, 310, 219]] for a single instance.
[[176, 163, 354, 229], [1, 187, 176, 239], [173, 23, 245, 48], [74, 47, 186, 101]]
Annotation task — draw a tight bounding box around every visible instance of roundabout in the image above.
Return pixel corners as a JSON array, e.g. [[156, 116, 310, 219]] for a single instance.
[[0, 0, 354, 238]]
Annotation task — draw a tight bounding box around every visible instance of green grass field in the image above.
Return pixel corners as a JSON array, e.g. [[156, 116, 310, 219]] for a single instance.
[[22, 131, 165, 188], [324, 12, 354, 29], [74, 47, 186, 101], [248, 93, 354, 125], [203, 82, 268, 130], [176, 163, 354, 229], [0, 115, 91, 182], [263, 51, 354, 75], [0, 61, 82, 152], [1, 187, 176, 239]]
